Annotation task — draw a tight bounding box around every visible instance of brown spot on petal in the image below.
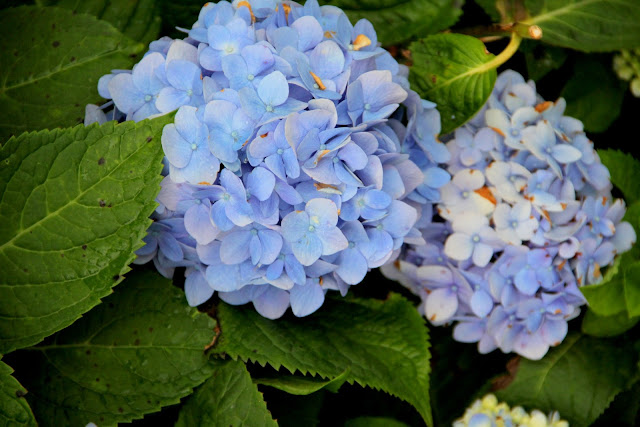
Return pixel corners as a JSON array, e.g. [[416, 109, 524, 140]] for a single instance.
[[593, 263, 601, 278], [352, 34, 372, 51], [260, 133, 268, 138], [314, 182, 339, 191], [237, 1, 255, 22], [534, 101, 552, 113], [490, 127, 506, 137], [282, 3, 291, 21], [541, 209, 551, 224], [474, 187, 497, 205], [309, 71, 326, 90], [429, 314, 436, 321], [316, 149, 331, 162]]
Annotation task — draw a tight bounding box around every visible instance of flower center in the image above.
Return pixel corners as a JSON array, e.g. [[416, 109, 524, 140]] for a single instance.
[[472, 235, 480, 243], [144, 94, 152, 102], [349, 242, 356, 248], [511, 221, 518, 228], [187, 89, 193, 96], [251, 229, 258, 235], [277, 148, 284, 155], [510, 129, 519, 137], [266, 105, 274, 112], [231, 130, 239, 139], [308, 225, 316, 232], [225, 46, 234, 53], [223, 193, 231, 201], [462, 191, 469, 198], [364, 103, 371, 110], [247, 74, 254, 81], [191, 143, 197, 151]]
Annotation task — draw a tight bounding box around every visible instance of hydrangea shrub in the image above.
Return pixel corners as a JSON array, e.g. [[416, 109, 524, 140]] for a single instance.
[[384, 69, 636, 360], [2, 0, 640, 426], [88, 0, 442, 319]]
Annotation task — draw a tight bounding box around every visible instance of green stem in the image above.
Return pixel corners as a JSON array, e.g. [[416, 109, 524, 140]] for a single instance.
[[486, 32, 522, 70]]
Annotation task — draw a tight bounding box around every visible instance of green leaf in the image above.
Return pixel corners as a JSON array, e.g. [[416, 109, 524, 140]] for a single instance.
[[0, 115, 171, 354], [213, 294, 433, 426], [523, 0, 640, 52], [581, 201, 640, 318], [176, 359, 277, 427], [561, 57, 626, 133], [0, 360, 36, 426], [624, 262, 640, 318], [521, 40, 567, 81], [409, 33, 497, 134], [496, 333, 638, 427], [581, 309, 639, 337], [37, 0, 161, 46], [0, 6, 143, 141], [255, 368, 350, 395], [580, 251, 626, 315], [319, 0, 463, 45], [598, 150, 640, 204], [344, 417, 410, 427], [592, 380, 640, 427], [14, 270, 216, 426], [474, 0, 501, 21]]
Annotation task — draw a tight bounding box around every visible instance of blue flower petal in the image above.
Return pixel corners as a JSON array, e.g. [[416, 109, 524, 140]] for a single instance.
[[336, 248, 368, 284], [184, 269, 214, 306], [291, 233, 323, 266], [253, 286, 290, 319], [258, 71, 289, 106], [290, 281, 325, 317], [220, 230, 252, 264]]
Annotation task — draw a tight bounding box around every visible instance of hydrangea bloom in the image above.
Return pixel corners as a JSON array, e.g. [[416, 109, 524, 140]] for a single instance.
[[91, 0, 441, 319], [453, 394, 568, 427], [383, 70, 636, 360]]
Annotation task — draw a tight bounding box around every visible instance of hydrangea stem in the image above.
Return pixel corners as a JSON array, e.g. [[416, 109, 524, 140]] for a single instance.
[[486, 32, 522, 70]]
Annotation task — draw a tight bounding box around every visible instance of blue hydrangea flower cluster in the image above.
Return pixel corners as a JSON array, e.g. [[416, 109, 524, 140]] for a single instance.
[[453, 394, 568, 427], [383, 70, 636, 360], [90, 0, 442, 319]]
